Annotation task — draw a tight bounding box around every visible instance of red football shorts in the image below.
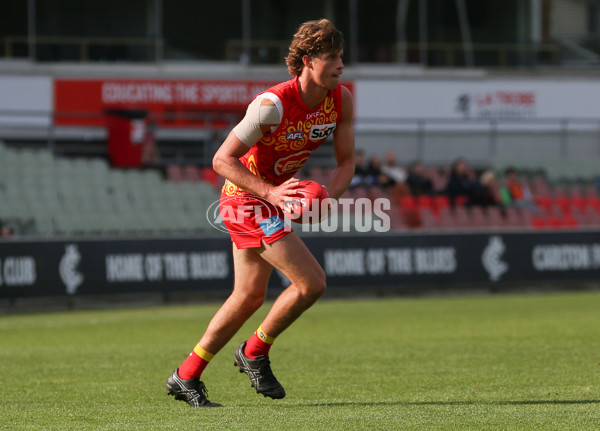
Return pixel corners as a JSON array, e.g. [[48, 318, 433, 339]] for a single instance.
[[219, 193, 292, 249]]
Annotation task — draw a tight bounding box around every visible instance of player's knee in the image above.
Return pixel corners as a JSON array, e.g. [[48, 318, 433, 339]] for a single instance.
[[314, 269, 327, 297], [301, 268, 327, 300], [237, 289, 266, 312]]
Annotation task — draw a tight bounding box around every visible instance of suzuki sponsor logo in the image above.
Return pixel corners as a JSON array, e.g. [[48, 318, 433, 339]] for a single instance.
[[309, 123, 336, 141], [274, 150, 312, 175], [285, 130, 305, 141]]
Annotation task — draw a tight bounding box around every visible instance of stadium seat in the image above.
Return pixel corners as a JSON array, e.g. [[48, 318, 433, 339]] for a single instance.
[[433, 194, 450, 212], [485, 206, 506, 228], [469, 206, 488, 228], [450, 206, 471, 229], [418, 208, 440, 230], [436, 207, 456, 230], [200, 167, 222, 188], [554, 196, 571, 214], [573, 207, 600, 227], [399, 195, 416, 211], [183, 165, 202, 182], [503, 206, 529, 228], [533, 196, 553, 213], [167, 164, 185, 182]]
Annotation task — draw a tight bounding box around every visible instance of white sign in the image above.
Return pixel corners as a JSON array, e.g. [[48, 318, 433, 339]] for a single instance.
[[324, 246, 456, 276], [105, 251, 229, 283], [355, 79, 600, 126], [0, 76, 53, 127]]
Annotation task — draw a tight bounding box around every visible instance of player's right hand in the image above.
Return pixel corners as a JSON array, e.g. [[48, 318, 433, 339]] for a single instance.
[[265, 177, 301, 210]]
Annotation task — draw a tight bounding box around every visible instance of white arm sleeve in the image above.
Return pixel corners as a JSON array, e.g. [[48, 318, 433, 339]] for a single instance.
[[232, 94, 282, 146]]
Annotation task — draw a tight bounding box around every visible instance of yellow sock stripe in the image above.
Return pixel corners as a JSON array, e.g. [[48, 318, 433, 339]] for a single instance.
[[256, 325, 276, 344], [193, 344, 215, 362]]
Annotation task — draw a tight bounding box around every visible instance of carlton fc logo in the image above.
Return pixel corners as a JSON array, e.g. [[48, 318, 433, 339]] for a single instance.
[[285, 130, 305, 141], [482, 236, 508, 281], [274, 150, 311, 175]]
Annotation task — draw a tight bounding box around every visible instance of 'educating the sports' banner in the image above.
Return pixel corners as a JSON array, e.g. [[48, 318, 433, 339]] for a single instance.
[[53, 79, 354, 127]]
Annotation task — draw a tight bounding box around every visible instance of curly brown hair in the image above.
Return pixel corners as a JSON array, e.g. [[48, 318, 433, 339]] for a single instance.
[[285, 19, 344, 77]]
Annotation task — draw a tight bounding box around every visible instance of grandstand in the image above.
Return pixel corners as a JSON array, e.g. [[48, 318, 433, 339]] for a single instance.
[[0, 1, 599, 301]]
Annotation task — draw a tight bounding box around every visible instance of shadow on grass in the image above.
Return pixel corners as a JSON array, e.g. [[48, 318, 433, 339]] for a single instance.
[[289, 399, 600, 408]]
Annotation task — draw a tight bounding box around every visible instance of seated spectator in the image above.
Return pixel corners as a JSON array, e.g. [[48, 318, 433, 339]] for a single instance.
[[443, 158, 478, 206], [380, 151, 407, 185], [500, 167, 536, 210], [406, 161, 434, 195], [365, 155, 394, 188], [1, 221, 14, 238], [380, 151, 410, 199], [349, 150, 369, 188], [474, 170, 503, 208]]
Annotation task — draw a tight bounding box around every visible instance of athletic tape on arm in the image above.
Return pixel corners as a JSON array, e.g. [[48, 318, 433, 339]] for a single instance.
[[232, 93, 283, 146]]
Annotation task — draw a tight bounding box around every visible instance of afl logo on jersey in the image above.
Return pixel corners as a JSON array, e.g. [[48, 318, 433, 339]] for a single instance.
[[274, 150, 312, 175], [285, 130, 305, 142], [309, 123, 336, 141]]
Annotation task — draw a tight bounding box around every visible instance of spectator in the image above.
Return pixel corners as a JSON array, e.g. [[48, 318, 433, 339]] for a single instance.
[[443, 158, 478, 206], [1, 222, 14, 238], [475, 169, 503, 208], [365, 155, 394, 187], [406, 160, 434, 195], [349, 149, 368, 188], [380, 151, 407, 185], [500, 167, 536, 210]]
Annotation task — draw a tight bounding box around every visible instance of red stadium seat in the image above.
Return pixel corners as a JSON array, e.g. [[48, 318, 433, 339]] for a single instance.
[[570, 196, 587, 213], [399, 195, 417, 210], [451, 206, 471, 228], [530, 215, 548, 230], [183, 165, 202, 182], [554, 196, 571, 214], [416, 194, 433, 210], [469, 206, 488, 228], [534, 196, 553, 213], [167, 164, 184, 182], [586, 196, 600, 213], [200, 167, 222, 188], [433, 194, 450, 211], [486, 206, 506, 228]]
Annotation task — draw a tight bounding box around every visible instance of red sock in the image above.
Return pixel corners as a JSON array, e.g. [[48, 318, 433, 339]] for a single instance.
[[177, 344, 213, 380], [244, 326, 275, 359]]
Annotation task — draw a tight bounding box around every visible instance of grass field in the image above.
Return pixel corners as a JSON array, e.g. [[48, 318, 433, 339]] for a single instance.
[[1, 290, 599, 430]]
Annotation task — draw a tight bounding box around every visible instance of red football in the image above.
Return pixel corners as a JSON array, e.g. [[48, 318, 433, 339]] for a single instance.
[[284, 180, 330, 224]]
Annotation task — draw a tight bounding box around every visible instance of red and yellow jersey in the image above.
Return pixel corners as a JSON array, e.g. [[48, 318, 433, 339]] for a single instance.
[[222, 76, 342, 196]]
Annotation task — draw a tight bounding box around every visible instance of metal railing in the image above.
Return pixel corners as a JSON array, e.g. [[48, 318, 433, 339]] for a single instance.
[[1, 35, 561, 67], [225, 39, 562, 67], [1, 109, 599, 174], [2, 35, 164, 62], [392, 42, 562, 67]]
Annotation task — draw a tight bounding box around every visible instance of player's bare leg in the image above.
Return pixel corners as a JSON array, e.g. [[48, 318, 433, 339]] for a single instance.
[[257, 233, 326, 337], [234, 233, 326, 399], [167, 244, 273, 407], [198, 243, 274, 355]]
